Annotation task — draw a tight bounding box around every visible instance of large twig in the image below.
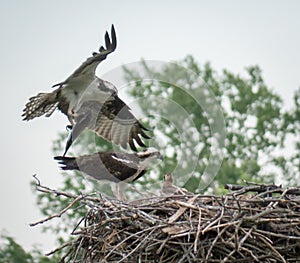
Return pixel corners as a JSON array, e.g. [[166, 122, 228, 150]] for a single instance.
[[30, 195, 84, 227], [30, 177, 300, 262]]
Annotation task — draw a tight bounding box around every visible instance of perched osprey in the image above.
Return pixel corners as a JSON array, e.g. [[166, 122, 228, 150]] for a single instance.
[[54, 148, 163, 200], [161, 173, 191, 196], [22, 25, 150, 153]]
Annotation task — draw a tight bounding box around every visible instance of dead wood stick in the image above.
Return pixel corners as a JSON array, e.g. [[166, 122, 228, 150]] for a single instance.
[[169, 195, 199, 223], [225, 183, 300, 195], [256, 234, 287, 263], [30, 195, 83, 226], [45, 241, 73, 256], [193, 207, 202, 253]]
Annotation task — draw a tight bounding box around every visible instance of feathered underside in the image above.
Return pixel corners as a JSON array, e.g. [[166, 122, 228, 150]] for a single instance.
[[22, 25, 152, 154]]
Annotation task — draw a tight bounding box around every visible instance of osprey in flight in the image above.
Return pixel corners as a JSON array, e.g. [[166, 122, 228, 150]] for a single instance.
[[22, 25, 150, 153], [54, 147, 163, 200]]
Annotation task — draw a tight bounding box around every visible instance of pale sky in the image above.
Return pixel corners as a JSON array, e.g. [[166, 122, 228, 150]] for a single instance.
[[1, 0, 299, 253]]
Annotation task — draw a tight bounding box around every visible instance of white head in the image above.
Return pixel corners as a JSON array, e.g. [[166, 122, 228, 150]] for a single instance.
[[98, 79, 118, 95], [136, 147, 163, 168]]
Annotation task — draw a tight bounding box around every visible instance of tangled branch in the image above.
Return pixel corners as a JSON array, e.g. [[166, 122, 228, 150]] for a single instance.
[[31, 177, 300, 262]]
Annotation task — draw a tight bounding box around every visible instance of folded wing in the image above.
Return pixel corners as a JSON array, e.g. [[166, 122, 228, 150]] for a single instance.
[[55, 152, 147, 182]]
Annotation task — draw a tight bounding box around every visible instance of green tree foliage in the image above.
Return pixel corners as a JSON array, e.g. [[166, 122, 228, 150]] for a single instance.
[[274, 87, 300, 185], [122, 57, 288, 193], [30, 55, 300, 255], [0, 233, 57, 263]]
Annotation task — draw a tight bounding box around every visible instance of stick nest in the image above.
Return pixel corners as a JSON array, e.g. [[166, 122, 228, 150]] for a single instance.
[[32, 179, 300, 262]]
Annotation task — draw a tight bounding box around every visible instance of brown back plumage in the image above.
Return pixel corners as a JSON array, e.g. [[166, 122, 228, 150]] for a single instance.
[[54, 152, 148, 183]]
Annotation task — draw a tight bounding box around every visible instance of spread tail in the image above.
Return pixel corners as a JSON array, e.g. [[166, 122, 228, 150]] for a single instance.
[[22, 91, 59, 121], [54, 156, 79, 171]]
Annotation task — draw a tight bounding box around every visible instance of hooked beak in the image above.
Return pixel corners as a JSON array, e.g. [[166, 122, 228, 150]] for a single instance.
[[158, 153, 164, 161]]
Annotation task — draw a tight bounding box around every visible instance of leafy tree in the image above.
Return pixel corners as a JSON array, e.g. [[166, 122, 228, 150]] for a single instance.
[[122, 57, 288, 193], [0, 233, 57, 263], [274, 87, 300, 185], [30, 55, 300, 256]]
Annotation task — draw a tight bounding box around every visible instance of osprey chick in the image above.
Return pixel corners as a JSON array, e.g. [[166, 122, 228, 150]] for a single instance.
[[161, 173, 191, 196]]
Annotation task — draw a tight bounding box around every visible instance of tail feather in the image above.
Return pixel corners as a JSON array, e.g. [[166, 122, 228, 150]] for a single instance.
[[54, 156, 78, 171], [22, 92, 59, 121]]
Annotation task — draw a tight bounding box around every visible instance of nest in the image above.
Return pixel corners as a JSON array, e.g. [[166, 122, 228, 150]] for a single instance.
[[32, 178, 300, 262]]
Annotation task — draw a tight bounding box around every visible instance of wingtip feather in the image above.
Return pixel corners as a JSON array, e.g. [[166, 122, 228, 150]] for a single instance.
[[129, 138, 137, 152], [140, 129, 151, 139], [134, 134, 147, 148], [111, 24, 117, 49], [104, 31, 110, 48]]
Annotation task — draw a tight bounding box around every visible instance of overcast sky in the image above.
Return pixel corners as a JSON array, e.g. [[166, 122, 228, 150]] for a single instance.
[[1, 0, 299, 253]]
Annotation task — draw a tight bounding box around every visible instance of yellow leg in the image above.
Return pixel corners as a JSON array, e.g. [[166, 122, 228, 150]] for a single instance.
[[111, 182, 127, 201]]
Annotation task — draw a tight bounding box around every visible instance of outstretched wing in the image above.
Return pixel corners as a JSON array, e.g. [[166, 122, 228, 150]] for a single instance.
[[63, 97, 151, 155], [22, 25, 117, 123], [94, 96, 151, 151], [53, 25, 117, 87]]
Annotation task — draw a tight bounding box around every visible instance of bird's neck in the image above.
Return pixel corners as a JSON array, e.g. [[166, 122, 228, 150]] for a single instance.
[[138, 157, 156, 169]]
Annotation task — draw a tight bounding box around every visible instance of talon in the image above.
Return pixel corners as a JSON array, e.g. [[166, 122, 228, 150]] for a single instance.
[[66, 125, 73, 131], [63, 131, 73, 157], [67, 113, 75, 126]]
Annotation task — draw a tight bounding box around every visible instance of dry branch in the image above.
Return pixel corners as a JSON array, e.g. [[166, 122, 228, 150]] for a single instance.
[[31, 178, 300, 262]]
